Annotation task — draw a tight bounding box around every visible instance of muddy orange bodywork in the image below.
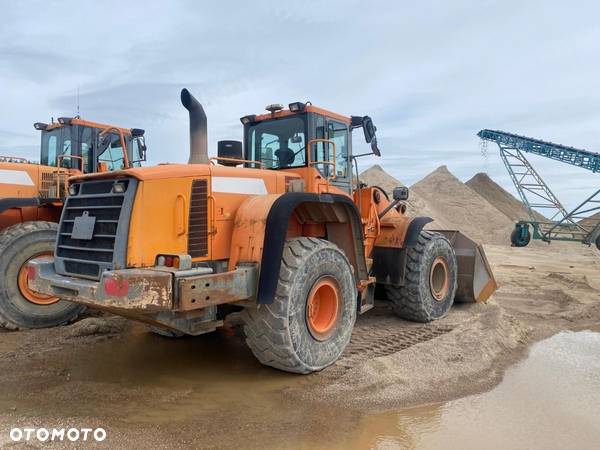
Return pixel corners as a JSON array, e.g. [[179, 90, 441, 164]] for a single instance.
[[27, 98, 497, 337]]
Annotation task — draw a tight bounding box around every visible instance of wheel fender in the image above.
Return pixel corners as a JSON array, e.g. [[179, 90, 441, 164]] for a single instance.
[[371, 216, 432, 286], [230, 192, 367, 305], [0, 198, 42, 214], [404, 216, 433, 248]]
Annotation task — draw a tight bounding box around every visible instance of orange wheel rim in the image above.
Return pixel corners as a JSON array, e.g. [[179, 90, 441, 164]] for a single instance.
[[429, 256, 449, 301], [17, 252, 59, 305], [306, 276, 340, 341]]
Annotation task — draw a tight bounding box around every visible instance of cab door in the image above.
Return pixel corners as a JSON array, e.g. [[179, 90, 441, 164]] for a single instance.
[[310, 114, 352, 193], [326, 119, 351, 193]]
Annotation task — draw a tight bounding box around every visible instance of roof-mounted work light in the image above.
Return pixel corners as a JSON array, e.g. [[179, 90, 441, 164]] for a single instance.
[[288, 102, 306, 112]]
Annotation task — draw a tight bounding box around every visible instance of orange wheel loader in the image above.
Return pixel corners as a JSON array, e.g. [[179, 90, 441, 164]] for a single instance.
[[0, 117, 147, 329], [27, 89, 496, 373]]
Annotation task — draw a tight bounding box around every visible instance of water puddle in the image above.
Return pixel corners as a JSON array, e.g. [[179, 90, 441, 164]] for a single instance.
[[333, 330, 600, 449]]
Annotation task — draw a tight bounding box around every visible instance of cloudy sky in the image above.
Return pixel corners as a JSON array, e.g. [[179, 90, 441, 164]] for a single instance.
[[1, 0, 599, 210]]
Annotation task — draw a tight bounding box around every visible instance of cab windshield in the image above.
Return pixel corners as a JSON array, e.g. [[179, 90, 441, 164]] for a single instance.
[[40, 128, 62, 167], [247, 116, 307, 169], [40, 125, 143, 172]]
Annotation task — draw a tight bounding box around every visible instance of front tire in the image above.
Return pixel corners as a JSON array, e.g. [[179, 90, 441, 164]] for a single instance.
[[241, 238, 357, 374], [386, 231, 457, 323], [0, 222, 86, 330]]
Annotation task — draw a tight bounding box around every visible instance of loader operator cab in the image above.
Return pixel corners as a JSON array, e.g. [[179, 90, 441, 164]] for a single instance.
[[35, 118, 146, 174], [241, 102, 380, 193]]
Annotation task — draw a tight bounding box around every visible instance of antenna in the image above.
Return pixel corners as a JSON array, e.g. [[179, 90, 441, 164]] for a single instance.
[[76, 86, 80, 117]]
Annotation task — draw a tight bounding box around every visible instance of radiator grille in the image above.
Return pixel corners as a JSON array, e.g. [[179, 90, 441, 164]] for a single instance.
[[55, 179, 136, 280], [188, 179, 209, 258]]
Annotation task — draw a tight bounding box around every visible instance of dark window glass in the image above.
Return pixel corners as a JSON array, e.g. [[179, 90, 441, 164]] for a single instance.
[[79, 126, 93, 172], [98, 133, 126, 171], [314, 115, 326, 166], [128, 137, 143, 168], [58, 127, 73, 168], [40, 129, 60, 166], [248, 116, 306, 169], [328, 120, 349, 178]]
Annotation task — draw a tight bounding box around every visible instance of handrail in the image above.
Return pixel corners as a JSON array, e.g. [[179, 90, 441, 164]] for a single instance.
[[209, 156, 264, 169], [98, 127, 131, 169], [0, 155, 29, 164], [306, 138, 337, 180]]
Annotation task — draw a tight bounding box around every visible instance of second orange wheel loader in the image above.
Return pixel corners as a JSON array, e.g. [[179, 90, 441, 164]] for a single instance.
[[27, 89, 496, 373], [0, 117, 147, 329]]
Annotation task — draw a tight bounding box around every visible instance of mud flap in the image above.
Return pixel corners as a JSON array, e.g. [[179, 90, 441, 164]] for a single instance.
[[434, 230, 497, 303]]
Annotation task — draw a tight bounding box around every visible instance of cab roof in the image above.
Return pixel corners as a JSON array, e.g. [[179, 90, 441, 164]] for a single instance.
[[252, 105, 351, 125], [45, 117, 134, 134]]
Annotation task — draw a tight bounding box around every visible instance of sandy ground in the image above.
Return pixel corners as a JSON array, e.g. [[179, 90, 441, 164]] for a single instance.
[[0, 243, 598, 449]]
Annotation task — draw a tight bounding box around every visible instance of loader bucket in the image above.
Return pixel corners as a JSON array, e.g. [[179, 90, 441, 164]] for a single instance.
[[434, 230, 497, 303]]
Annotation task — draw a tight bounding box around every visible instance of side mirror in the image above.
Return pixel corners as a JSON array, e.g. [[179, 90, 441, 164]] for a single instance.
[[217, 140, 243, 166], [136, 136, 148, 162], [362, 116, 376, 143], [393, 186, 409, 201], [351, 115, 381, 157], [370, 136, 381, 157]]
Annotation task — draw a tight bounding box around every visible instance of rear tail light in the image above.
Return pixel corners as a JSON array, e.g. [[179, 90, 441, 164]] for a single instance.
[[156, 255, 180, 268]]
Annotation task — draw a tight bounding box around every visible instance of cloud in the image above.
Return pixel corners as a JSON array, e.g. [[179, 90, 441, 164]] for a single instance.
[[1, 0, 599, 211]]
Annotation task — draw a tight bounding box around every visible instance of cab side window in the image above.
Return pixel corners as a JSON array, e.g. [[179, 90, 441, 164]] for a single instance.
[[259, 132, 279, 169], [314, 115, 327, 171], [79, 126, 93, 172], [129, 137, 144, 168], [328, 120, 348, 178], [97, 133, 125, 171], [42, 132, 59, 167], [59, 127, 73, 169]]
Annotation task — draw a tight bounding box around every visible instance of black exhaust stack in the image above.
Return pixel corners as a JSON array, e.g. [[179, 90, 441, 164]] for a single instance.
[[181, 88, 208, 164]]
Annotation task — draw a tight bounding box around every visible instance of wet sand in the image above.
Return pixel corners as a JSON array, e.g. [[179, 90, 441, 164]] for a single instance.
[[0, 244, 598, 448]]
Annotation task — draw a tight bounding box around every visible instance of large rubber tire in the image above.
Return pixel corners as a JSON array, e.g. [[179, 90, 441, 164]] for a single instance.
[[386, 231, 457, 323], [241, 237, 357, 374], [595, 234, 600, 251], [0, 221, 86, 330]]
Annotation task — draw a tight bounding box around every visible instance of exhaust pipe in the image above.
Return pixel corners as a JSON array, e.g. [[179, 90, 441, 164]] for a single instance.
[[180, 88, 208, 164]]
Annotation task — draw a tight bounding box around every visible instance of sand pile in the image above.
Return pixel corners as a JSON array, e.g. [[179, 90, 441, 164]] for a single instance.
[[359, 165, 438, 219], [410, 166, 514, 244], [579, 211, 600, 229], [466, 173, 545, 222]]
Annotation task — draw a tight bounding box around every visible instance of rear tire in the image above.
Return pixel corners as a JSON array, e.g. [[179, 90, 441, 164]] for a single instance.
[[595, 234, 600, 251], [386, 231, 457, 323], [0, 222, 86, 330], [241, 238, 357, 374]]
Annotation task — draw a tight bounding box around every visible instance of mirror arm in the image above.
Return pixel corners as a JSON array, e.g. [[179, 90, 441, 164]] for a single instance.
[[352, 152, 374, 158]]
